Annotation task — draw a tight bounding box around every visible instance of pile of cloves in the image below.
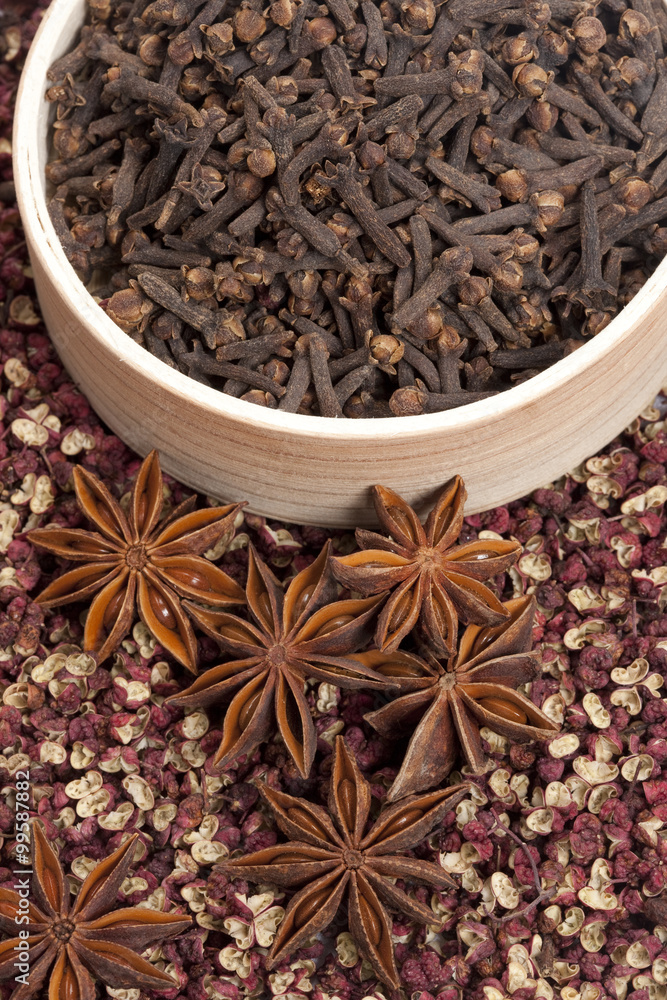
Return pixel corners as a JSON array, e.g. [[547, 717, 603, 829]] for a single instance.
[[45, 0, 667, 417]]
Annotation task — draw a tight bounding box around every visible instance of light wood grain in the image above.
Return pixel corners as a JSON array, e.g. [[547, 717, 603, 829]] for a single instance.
[[13, 0, 667, 527]]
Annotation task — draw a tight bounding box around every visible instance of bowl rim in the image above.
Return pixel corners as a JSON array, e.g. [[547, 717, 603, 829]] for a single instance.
[[15, 0, 667, 444]]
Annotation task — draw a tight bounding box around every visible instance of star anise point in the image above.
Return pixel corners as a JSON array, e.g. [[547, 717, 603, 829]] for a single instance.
[[361, 593, 561, 798], [332, 477, 521, 655], [168, 542, 398, 777], [215, 737, 470, 988], [29, 451, 246, 671], [0, 824, 191, 1000]]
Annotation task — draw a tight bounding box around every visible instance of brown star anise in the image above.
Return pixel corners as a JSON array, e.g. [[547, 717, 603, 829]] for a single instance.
[[355, 596, 560, 800], [331, 477, 521, 655], [167, 542, 398, 777], [0, 824, 191, 1000], [215, 737, 470, 988], [28, 450, 246, 671]]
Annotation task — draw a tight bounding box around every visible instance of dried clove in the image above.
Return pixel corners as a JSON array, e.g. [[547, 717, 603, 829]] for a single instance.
[[45, 0, 667, 418]]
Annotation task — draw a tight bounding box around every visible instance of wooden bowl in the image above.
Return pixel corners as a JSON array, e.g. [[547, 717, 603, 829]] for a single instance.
[[13, 0, 667, 528]]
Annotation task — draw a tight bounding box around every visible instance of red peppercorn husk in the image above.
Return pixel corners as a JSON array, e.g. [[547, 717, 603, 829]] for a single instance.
[[5, 7, 667, 996]]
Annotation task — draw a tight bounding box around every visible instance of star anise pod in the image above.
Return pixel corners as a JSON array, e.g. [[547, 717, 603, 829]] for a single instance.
[[0, 824, 191, 1000], [356, 596, 560, 799], [215, 737, 470, 988], [167, 542, 399, 777], [331, 477, 521, 655], [28, 450, 246, 671]]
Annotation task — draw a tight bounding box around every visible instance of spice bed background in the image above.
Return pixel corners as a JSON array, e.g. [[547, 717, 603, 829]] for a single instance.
[[7, 7, 667, 997], [42, 0, 667, 418]]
